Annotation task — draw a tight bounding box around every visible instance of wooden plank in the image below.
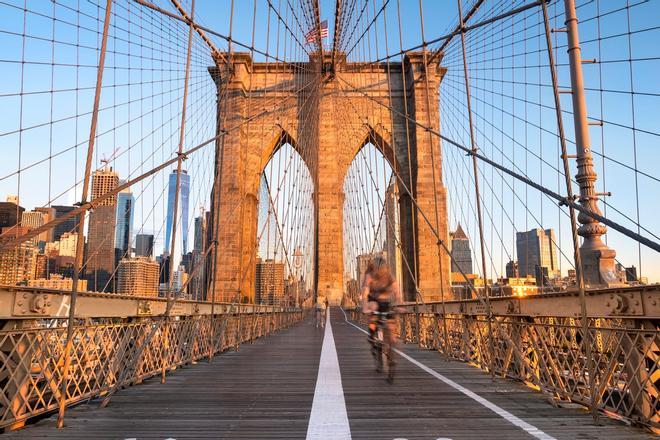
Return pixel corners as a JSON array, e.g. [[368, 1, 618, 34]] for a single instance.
[[332, 310, 655, 440], [4, 320, 323, 439], [3, 309, 654, 439]]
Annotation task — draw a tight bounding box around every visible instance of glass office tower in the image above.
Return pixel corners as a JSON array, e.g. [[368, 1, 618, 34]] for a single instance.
[[164, 170, 190, 255]]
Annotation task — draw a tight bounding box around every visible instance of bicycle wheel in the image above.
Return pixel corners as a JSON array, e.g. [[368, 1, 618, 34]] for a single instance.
[[384, 326, 395, 383], [375, 328, 384, 373], [386, 347, 395, 383]]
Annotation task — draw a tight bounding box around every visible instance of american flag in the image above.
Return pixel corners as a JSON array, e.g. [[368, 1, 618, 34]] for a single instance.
[[305, 20, 328, 44]]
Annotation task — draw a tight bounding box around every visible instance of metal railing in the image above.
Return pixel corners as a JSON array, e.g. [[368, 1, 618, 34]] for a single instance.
[[348, 289, 659, 432], [0, 308, 304, 431]]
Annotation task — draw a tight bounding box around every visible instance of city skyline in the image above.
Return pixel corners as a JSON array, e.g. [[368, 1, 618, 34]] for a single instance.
[[0, 165, 202, 295], [0, 181, 653, 293]]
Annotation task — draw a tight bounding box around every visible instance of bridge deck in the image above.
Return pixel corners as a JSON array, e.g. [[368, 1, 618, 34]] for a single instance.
[[5, 309, 653, 440]]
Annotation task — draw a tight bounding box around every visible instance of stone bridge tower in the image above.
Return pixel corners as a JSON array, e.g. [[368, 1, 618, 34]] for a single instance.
[[209, 52, 450, 306]]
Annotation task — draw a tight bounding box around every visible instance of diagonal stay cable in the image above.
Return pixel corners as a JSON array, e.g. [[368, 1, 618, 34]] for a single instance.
[[0, 74, 328, 252], [336, 75, 660, 255]]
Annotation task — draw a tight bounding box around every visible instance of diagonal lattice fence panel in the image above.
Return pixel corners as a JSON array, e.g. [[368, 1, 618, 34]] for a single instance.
[[0, 310, 304, 430]]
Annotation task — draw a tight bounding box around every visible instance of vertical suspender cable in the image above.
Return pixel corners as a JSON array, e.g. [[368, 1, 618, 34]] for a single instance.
[[161, 0, 196, 384], [456, 0, 495, 379], [540, 0, 594, 418], [57, 0, 113, 429]]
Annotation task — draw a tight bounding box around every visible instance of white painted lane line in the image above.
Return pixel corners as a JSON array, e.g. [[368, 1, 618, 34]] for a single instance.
[[306, 308, 352, 440], [340, 308, 556, 440]]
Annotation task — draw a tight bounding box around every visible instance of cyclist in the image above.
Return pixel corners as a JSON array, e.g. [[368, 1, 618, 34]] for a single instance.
[[361, 256, 401, 380]]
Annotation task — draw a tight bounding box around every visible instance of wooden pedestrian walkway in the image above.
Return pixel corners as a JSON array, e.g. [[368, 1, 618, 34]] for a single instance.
[[4, 308, 654, 439]]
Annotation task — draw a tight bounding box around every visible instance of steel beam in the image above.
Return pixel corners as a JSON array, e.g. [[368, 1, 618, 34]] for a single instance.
[[401, 285, 660, 319], [2, 285, 659, 320], [0, 286, 294, 320]]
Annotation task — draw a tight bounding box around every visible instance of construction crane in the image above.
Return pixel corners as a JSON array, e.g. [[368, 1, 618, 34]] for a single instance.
[[100, 146, 121, 169]]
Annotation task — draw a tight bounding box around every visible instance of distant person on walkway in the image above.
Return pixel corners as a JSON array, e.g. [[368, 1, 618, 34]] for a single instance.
[[324, 297, 329, 321], [314, 299, 325, 328]]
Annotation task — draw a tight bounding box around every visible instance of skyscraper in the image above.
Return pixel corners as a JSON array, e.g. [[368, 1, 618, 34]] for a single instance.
[[21, 210, 46, 245], [505, 260, 519, 278], [192, 213, 207, 300], [34, 207, 56, 242], [0, 201, 24, 228], [135, 234, 154, 257], [171, 264, 189, 296], [450, 224, 473, 274], [52, 205, 81, 241], [34, 253, 48, 279], [182, 252, 194, 277], [117, 256, 159, 297], [164, 170, 190, 255], [85, 168, 119, 292], [45, 232, 77, 258], [516, 228, 560, 279], [115, 185, 135, 257], [0, 242, 36, 285], [158, 254, 170, 287], [194, 213, 207, 253]]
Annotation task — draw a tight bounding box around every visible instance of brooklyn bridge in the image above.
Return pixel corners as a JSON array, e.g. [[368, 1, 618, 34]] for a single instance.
[[0, 0, 658, 438]]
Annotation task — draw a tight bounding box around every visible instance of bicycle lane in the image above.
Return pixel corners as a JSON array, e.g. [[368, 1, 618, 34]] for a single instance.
[[332, 308, 553, 440]]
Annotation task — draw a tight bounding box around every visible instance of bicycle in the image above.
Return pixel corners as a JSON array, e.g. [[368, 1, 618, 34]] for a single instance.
[[369, 310, 396, 383]]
